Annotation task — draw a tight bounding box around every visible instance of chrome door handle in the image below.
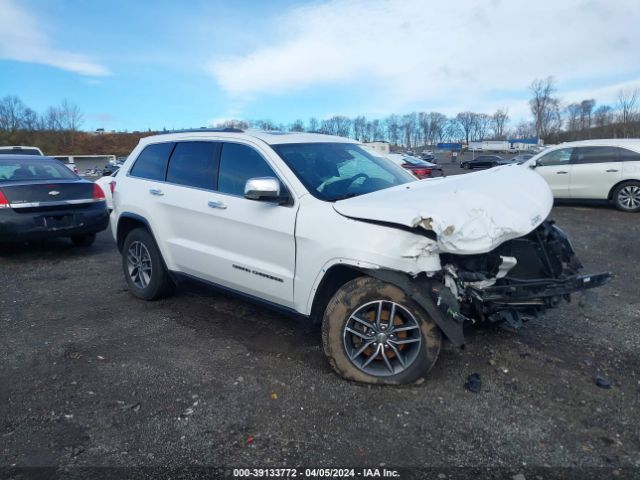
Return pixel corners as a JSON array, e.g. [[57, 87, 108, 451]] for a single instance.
[[149, 188, 164, 196], [208, 200, 227, 210], [606, 169, 619, 172], [556, 171, 568, 174]]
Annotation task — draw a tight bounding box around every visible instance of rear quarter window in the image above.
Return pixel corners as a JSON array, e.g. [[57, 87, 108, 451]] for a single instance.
[[619, 148, 640, 162], [129, 142, 175, 181]]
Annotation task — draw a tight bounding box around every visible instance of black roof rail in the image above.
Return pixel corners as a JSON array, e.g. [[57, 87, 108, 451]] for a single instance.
[[157, 127, 244, 134]]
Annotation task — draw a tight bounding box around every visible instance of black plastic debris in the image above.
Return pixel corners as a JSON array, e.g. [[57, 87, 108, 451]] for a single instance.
[[464, 373, 482, 393], [595, 376, 611, 389]]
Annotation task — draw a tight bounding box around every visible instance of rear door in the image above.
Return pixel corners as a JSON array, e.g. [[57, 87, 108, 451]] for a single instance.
[[569, 146, 621, 199], [533, 148, 573, 198]]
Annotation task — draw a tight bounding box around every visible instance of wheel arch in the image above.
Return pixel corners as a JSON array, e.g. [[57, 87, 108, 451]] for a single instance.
[[116, 213, 154, 252], [608, 178, 640, 200], [309, 264, 363, 324]]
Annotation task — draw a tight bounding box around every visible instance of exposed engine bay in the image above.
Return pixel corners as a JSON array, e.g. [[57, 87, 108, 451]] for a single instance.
[[438, 220, 612, 332]]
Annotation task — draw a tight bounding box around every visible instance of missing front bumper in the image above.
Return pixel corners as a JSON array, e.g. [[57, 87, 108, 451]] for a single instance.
[[468, 271, 612, 304]]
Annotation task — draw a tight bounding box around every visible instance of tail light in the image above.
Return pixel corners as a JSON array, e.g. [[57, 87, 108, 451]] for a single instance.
[[0, 189, 9, 209], [93, 184, 106, 200], [109, 181, 116, 194], [413, 168, 432, 178]]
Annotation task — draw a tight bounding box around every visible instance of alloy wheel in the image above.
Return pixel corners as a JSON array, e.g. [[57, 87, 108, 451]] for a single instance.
[[127, 241, 153, 289], [343, 300, 422, 377], [618, 185, 640, 210]]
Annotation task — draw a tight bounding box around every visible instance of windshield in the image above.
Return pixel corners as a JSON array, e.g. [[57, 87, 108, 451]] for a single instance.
[[0, 159, 78, 182], [273, 142, 414, 201]]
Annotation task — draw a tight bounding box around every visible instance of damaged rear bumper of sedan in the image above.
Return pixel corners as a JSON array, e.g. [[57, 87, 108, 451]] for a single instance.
[[366, 220, 612, 346]]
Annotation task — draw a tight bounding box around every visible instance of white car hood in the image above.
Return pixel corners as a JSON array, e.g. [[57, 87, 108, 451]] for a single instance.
[[333, 165, 553, 254]]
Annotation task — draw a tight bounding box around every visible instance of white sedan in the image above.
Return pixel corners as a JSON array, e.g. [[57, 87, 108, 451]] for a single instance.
[[527, 139, 640, 212], [94, 168, 119, 210]]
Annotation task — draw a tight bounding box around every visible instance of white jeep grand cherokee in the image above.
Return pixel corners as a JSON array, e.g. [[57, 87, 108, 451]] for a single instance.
[[111, 129, 611, 384]]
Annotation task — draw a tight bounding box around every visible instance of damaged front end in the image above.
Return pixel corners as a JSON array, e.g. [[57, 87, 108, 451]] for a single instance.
[[438, 220, 612, 333]]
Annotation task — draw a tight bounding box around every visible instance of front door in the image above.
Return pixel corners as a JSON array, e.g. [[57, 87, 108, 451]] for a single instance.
[[160, 140, 297, 308], [534, 147, 573, 198]]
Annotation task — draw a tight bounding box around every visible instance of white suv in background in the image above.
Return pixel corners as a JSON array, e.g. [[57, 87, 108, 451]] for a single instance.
[[527, 139, 640, 212], [110, 129, 610, 384]]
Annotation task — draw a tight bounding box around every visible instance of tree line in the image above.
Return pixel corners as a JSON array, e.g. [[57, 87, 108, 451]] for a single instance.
[[1, 77, 639, 155]]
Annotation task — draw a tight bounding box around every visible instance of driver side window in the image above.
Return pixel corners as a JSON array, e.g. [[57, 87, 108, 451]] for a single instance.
[[537, 148, 573, 167]]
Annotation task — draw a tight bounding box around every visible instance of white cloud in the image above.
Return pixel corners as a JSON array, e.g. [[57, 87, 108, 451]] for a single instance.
[[208, 0, 640, 117], [0, 0, 110, 76]]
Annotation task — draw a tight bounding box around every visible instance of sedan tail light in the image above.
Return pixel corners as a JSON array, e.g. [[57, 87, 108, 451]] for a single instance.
[[93, 184, 106, 200], [413, 168, 432, 177], [0, 189, 9, 209], [109, 181, 116, 194]]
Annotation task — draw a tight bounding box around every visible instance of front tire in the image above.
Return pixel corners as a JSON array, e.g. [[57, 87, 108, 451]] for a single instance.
[[463, 163, 470, 170], [613, 181, 640, 212], [321, 276, 441, 384], [122, 228, 174, 300]]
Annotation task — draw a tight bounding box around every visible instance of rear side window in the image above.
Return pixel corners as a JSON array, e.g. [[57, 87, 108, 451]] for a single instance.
[[166, 141, 219, 190], [570, 146, 618, 165], [130, 142, 175, 181], [218, 143, 277, 196], [618, 148, 640, 162]]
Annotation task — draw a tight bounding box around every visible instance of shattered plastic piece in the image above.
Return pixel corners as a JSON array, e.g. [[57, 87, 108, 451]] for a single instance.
[[270, 392, 278, 400], [595, 376, 611, 389], [246, 435, 255, 445], [464, 373, 481, 393]]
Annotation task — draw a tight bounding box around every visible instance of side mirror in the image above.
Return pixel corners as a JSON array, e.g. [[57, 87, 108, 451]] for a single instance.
[[244, 177, 281, 201], [529, 160, 540, 169]]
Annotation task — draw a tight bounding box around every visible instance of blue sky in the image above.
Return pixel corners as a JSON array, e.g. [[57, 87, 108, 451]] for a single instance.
[[1, 0, 639, 131]]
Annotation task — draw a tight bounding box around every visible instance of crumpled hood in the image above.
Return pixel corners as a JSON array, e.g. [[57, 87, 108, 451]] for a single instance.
[[333, 165, 553, 254]]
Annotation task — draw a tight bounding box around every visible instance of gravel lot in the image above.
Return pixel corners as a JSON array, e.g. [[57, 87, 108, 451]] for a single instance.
[[1, 164, 639, 477]]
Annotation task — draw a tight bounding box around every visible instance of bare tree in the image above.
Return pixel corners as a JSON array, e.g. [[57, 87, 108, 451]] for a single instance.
[[321, 116, 351, 137], [288, 119, 305, 132], [617, 87, 638, 137], [400, 113, 417, 148], [594, 105, 614, 127], [474, 113, 492, 140], [58, 99, 84, 132], [456, 111, 476, 144], [307, 117, 319, 132], [580, 99, 595, 130], [214, 119, 249, 129], [529, 76, 558, 139], [444, 118, 463, 142], [492, 108, 509, 139], [0, 95, 27, 132], [565, 103, 582, 138], [384, 115, 400, 145], [353, 116, 367, 141], [427, 112, 447, 144]]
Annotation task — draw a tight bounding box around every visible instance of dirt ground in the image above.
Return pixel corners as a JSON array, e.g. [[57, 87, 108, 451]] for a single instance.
[[1, 166, 638, 477]]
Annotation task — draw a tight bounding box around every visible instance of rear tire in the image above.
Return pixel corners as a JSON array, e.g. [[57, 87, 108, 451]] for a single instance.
[[71, 234, 96, 247], [613, 181, 640, 212], [321, 276, 441, 385], [122, 228, 174, 300]]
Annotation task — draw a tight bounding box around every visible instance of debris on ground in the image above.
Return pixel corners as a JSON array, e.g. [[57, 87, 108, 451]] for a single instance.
[[464, 373, 482, 393], [595, 376, 611, 389]]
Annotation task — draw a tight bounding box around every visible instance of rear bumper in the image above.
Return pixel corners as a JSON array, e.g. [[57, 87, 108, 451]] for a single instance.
[[0, 202, 109, 242]]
